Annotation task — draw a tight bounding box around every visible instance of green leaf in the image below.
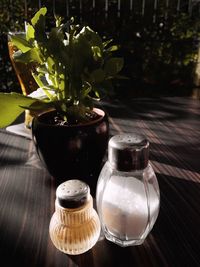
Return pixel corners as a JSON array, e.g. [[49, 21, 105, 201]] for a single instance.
[[55, 16, 63, 27], [0, 93, 38, 128], [90, 69, 105, 83], [20, 101, 52, 111], [31, 7, 47, 26], [13, 48, 42, 64], [103, 39, 113, 48], [33, 8, 47, 44], [47, 28, 66, 63], [10, 34, 32, 53], [106, 45, 119, 52], [36, 66, 48, 74], [91, 46, 102, 61], [104, 58, 124, 76], [31, 72, 46, 88], [32, 73, 55, 100], [78, 26, 103, 50], [45, 57, 55, 73], [26, 24, 35, 41], [81, 82, 92, 98], [92, 87, 100, 99]]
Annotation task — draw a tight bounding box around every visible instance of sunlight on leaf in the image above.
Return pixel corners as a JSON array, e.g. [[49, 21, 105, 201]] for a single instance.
[[13, 48, 42, 64], [10, 35, 32, 53], [31, 7, 47, 26], [26, 24, 35, 41], [0, 93, 37, 128], [106, 45, 119, 52]]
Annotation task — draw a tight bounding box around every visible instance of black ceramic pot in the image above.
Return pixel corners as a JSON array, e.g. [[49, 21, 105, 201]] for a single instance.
[[32, 108, 109, 191]]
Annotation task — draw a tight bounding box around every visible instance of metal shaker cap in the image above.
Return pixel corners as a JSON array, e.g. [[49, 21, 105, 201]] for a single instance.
[[56, 180, 90, 208], [108, 134, 149, 171]]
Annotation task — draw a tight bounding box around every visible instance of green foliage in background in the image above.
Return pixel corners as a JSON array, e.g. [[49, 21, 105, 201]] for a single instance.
[[112, 8, 200, 94], [0, 7, 123, 127]]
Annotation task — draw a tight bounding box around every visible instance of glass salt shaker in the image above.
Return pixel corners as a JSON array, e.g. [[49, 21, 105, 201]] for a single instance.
[[49, 179, 101, 255], [96, 134, 160, 247]]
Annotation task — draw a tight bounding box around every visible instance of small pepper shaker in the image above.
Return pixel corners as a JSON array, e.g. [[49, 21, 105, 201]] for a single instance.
[[96, 134, 160, 247], [49, 179, 101, 255]]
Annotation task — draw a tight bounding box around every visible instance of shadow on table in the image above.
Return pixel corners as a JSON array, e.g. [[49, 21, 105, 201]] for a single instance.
[[152, 173, 200, 267], [150, 142, 200, 173], [102, 97, 200, 122]]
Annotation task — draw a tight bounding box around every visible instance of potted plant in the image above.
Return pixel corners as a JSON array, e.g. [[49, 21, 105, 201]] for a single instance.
[[0, 7, 124, 189]]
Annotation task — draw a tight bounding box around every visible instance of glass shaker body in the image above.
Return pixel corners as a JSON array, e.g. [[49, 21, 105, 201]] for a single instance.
[[96, 134, 160, 247], [49, 180, 101, 255]]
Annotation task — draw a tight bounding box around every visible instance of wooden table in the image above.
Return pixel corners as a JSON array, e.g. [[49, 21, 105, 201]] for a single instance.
[[0, 97, 200, 267]]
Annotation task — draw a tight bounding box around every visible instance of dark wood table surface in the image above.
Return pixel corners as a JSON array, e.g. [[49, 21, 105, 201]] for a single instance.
[[0, 97, 200, 267]]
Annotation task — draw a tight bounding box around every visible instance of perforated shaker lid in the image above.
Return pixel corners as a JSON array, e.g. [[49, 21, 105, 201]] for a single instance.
[[108, 134, 149, 171], [56, 180, 90, 208]]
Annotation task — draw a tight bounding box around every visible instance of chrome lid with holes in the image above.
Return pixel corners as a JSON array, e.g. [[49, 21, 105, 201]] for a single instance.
[[56, 179, 90, 208], [108, 134, 149, 171]]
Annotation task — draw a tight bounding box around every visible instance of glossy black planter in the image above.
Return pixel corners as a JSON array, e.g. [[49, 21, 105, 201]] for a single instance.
[[32, 108, 109, 191]]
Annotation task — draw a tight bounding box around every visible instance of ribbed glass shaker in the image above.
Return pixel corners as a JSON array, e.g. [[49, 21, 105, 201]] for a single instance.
[[96, 134, 160, 247], [49, 179, 101, 255]]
